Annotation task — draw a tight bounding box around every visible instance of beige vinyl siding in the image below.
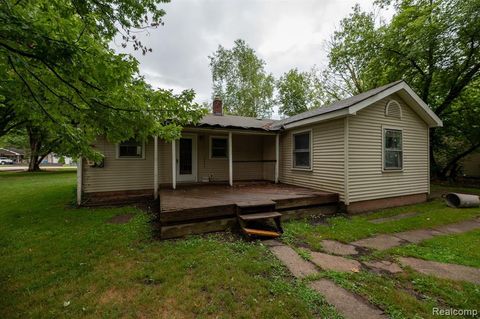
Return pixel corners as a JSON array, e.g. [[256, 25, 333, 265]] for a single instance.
[[83, 136, 154, 193], [197, 132, 229, 182], [280, 118, 345, 201], [347, 94, 429, 202]]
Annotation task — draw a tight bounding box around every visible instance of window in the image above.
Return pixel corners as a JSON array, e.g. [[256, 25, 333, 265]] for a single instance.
[[117, 139, 144, 159], [293, 131, 311, 169], [210, 137, 228, 159], [383, 129, 403, 170]]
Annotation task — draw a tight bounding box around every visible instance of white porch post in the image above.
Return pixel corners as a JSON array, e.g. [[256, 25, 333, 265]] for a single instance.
[[153, 136, 158, 199], [171, 140, 176, 190], [228, 132, 233, 186], [275, 133, 279, 183]]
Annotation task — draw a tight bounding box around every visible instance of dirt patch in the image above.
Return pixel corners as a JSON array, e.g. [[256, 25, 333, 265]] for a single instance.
[[369, 212, 420, 224], [107, 213, 135, 224]]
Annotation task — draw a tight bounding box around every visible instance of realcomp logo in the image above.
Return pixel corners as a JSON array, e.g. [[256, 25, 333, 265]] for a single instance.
[[433, 308, 478, 317]]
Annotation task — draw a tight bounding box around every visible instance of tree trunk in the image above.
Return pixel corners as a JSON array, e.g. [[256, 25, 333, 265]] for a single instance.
[[440, 142, 480, 179], [27, 126, 43, 172]]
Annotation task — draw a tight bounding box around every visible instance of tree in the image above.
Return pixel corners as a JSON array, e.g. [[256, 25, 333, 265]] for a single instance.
[[1, 0, 205, 170], [323, 0, 480, 179], [276, 68, 323, 117], [209, 39, 275, 118]]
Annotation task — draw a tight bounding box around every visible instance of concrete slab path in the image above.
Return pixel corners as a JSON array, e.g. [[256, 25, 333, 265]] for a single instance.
[[321, 240, 359, 255], [399, 257, 480, 285], [352, 234, 405, 250], [310, 251, 361, 273], [268, 242, 318, 278], [309, 279, 387, 319], [363, 260, 403, 274]]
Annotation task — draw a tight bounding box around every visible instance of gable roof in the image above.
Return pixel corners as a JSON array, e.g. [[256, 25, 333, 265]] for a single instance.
[[196, 114, 279, 131], [273, 80, 443, 129], [194, 81, 442, 131]]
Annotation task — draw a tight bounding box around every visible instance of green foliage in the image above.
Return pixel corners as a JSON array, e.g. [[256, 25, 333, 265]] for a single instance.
[[324, 0, 480, 178], [209, 39, 275, 118], [0, 0, 205, 161], [276, 68, 323, 117]]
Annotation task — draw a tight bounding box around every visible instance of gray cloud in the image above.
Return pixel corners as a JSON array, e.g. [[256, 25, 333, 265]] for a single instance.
[[113, 0, 385, 106]]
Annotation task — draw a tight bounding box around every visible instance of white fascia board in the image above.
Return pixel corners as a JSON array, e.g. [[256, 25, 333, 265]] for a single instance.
[[285, 82, 442, 130]]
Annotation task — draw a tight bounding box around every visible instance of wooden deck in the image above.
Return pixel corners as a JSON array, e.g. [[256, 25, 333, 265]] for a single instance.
[[157, 182, 339, 238]]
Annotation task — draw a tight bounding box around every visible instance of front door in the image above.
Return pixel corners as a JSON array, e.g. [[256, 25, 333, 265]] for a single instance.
[[176, 134, 197, 182]]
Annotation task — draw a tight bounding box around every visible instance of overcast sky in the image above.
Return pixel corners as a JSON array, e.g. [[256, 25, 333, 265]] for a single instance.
[[113, 0, 390, 109]]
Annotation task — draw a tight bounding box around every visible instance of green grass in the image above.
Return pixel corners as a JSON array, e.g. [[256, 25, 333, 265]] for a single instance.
[[283, 195, 480, 249], [323, 270, 480, 319], [0, 171, 340, 318], [373, 230, 480, 268]]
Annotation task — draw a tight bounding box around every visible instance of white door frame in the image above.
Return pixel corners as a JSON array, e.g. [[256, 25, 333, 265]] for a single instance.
[[176, 134, 198, 182]]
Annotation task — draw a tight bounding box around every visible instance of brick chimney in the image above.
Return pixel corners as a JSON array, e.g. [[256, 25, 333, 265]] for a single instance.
[[212, 96, 223, 116]]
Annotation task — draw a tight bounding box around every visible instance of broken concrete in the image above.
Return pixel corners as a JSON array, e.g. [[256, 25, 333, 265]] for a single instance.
[[321, 240, 359, 256], [363, 260, 403, 274], [269, 244, 318, 278], [398, 257, 480, 285], [369, 212, 420, 224], [393, 229, 444, 244], [309, 279, 387, 319], [310, 251, 361, 273], [433, 220, 480, 234], [352, 234, 405, 250]]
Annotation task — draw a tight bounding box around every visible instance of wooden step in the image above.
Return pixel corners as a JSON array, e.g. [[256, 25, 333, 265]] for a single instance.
[[236, 200, 276, 214], [238, 211, 282, 221], [242, 228, 281, 238]]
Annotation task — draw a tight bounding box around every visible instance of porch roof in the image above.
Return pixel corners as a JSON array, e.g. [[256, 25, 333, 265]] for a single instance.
[[196, 114, 280, 131]]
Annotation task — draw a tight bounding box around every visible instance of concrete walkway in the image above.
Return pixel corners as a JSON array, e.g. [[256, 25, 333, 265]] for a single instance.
[[352, 218, 480, 251], [267, 218, 480, 318], [399, 257, 480, 285], [310, 279, 387, 319], [267, 240, 387, 319]]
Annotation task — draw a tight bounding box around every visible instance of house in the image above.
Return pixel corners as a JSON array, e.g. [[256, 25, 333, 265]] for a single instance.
[[0, 147, 25, 163], [77, 80, 442, 237]]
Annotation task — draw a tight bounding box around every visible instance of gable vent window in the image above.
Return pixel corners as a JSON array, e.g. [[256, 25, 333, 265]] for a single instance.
[[293, 130, 311, 170], [385, 100, 402, 119], [117, 139, 145, 159]]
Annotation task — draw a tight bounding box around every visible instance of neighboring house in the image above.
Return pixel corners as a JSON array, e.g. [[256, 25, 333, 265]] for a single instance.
[[42, 153, 74, 165], [77, 80, 442, 216], [0, 148, 25, 163], [462, 152, 480, 178]]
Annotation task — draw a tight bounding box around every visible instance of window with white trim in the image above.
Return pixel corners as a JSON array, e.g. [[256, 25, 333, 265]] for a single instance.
[[210, 137, 228, 159], [118, 139, 144, 158], [293, 131, 311, 169], [383, 129, 403, 170]]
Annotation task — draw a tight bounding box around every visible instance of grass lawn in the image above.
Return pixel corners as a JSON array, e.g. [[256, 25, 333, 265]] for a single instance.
[[0, 171, 339, 319], [372, 229, 480, 268], [283, 191, 480, 250]]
